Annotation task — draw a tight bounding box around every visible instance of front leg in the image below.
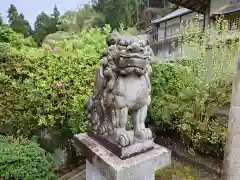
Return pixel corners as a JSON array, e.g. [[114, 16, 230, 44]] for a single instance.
[[113, 107, 134, 146], [132, 105, 152, 141]]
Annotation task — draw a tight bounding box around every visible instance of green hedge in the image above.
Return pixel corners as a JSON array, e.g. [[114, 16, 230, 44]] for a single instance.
[[149, 62, 230, 157], [0, 136, 57, 180], [0, 24, 231, 158], [0, 26, 110, 138]]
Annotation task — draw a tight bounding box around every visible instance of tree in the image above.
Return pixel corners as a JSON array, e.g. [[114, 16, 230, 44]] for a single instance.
[[0, 13, 3, 25], [11, 13, 32, 37], [34, 6, 60, 46], [34, 12, 52, 45], [93, 0, 147, 29], [7, 4, 18, 23], [138, 3, 178, 29], [50, 5, 60, 32], [52, 5, 60, 19], [58, 4, 105, 32], [93, 0, 176, 30], [7, 4, 32, 37]]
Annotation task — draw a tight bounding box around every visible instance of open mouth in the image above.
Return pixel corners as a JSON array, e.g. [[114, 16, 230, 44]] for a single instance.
[[118, 57, 148, 69], [119, 66, 147, 75], [120, 52, 147, 59]]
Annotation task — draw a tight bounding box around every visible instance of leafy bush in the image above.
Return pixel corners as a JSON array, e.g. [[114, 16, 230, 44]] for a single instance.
[[0, 135, 57, 180], [0, 25, 110, 138], [30, 26, 110, 133], [149, 62, 229, 157], [0, 45, 40, 136], [0, 25, 36, 48], [148, 16, 239, 157]]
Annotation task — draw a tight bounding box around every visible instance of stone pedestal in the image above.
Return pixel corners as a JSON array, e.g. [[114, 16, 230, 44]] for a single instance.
[[74, 133, 171, 180]]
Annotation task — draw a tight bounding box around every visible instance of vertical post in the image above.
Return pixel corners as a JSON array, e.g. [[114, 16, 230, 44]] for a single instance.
[[222, 52, 240, 180], [179, 15, 183, 57], [205, 0, 211, 28], [205, 0, 212, 82]]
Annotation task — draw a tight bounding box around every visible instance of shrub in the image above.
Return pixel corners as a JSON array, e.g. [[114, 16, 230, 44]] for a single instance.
[[0, 45, 40, 136], [0, 135, 57, 180], [148, 16, 239, 157], [30, 26, 110, 133], [149, 62, 229, 157], [0, 25, 36, 48], [0, 25, 111, 138]]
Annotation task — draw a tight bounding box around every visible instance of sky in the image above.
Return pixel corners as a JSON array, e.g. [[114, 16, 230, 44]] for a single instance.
[[0, 0, 90, 26]]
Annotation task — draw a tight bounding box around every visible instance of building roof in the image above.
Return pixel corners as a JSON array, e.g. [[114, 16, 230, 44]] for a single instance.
[[213, 2, 240, 15], [168, 0, 208, 13], [151, 7, 192, 24]]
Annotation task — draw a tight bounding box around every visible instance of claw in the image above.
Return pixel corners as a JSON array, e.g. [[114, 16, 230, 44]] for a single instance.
[[118, 131, 134, 147], [144, 128, 152, 139], [119, 134, 129, 146], [135, 128, 152, 140]]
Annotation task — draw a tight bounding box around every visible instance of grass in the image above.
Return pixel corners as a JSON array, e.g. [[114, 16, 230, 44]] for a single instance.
[[155, 158, 219, 180]]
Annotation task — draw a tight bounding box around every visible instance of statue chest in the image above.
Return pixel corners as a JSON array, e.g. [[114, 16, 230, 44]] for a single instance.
[[112, 75, 149, 109]]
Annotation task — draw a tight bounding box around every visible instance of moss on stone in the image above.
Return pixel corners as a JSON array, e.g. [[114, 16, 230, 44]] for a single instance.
[[155, 159, 218, 180]]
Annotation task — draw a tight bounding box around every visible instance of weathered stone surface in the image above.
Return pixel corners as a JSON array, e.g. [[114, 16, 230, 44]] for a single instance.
[[222, 54, 240, 179], [84, 33, 155, 158], [74, 133, 171, 180], [88, 131, 154, 159]]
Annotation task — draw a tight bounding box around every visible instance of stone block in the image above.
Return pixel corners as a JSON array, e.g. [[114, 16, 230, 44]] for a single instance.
[[88, 131, 154, 159], [74, 133, 171, 180]]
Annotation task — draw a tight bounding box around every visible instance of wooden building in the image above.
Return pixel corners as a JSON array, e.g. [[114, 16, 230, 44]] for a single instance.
[[149, 0, 240, 59]]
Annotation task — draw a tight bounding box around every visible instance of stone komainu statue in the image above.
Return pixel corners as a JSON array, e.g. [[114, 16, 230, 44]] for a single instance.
[[85, 33, 154, 158]]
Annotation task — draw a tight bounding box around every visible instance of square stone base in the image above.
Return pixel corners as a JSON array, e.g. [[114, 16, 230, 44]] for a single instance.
[[88, 131, 154, 159], [74, 133, 171, 180]]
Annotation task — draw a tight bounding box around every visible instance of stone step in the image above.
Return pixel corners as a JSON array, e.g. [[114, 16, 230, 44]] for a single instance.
[[59, 165, 85, 180], [68, 170, 85, 180]]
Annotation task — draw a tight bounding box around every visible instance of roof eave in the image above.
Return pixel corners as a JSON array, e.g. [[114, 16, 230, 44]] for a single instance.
[[151, 9, 193, 24], [168, 0, 207, 14]]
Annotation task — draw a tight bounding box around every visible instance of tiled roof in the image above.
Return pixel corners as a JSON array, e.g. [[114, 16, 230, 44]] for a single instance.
[[151, 7, 192, 24], [213, 2, 240, 15], [168, 0, 207, 13]]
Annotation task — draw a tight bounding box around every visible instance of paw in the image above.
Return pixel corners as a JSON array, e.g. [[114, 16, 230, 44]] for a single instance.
[[144, 128, 152, 139], [97, 124, 108, 135], [118, 132, 134, 147], [135, 128, 152, 140]]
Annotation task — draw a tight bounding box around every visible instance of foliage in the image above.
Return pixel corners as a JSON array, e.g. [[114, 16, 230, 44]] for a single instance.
[[180, 15, 239, 81], [118, 23, 139, 35], [7, 4, 32, 37], [0, 25, 111, 138], [42, 31, 72, 49], [155, 159, 217, 179], [34, 6, 60, 46], [0, 25, 36, 48], [0, 135, 57, 179], [93, 0, 147, 29], [93, 0, 177, 30], [58, 4, 105, 32], [0, 44, 41, 136], [0, 13, 3, 25], [138, 3, 178, 29], [149, 62, 229, 157], [32, 26, 110, 132], [149, 17, 238, 157]]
